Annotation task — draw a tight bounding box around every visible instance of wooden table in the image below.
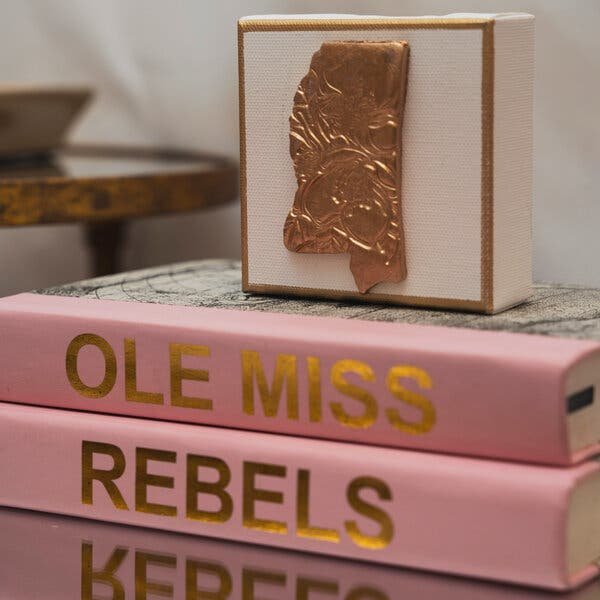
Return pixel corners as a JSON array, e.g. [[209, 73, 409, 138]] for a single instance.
[[0, 145, 238, 276]]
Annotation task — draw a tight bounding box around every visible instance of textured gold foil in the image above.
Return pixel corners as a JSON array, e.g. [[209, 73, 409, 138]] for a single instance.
[[330, 359, 377, 428], [284, 41, 410, 293], [242, 350, 299, 419], [242, 461, 288, 535], [296, 468, 341, 543], [169, 342, 212, 410], [125, 338, 164, 405], [186, 455, 233, 523], [345, 476, 394, 550], [66, 333, 117, 399], [135, 447, 177, 516], [81, 441, 129, 510], [385, 365, 435, 434]]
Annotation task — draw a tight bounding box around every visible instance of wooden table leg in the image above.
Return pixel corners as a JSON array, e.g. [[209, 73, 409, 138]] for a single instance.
[[84, 221, 128, 277]]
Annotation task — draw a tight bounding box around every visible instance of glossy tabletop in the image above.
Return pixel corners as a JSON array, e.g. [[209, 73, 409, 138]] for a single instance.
[[0, 145, 238, 227], [1, 507, 597, 599], [0, 145, 238, 276]]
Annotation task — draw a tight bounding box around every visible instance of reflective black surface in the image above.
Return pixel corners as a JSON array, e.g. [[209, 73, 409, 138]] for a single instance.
[[0, 507, 597, 599], [0, 147, 214, 181]]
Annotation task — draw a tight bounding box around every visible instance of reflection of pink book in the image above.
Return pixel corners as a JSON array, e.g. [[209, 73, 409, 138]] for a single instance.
[[2, 506, 600, 600], [2, 281, 600, 466], [1, 401, 599, 591]]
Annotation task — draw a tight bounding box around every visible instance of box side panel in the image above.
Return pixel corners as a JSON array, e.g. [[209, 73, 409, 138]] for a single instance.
[[493, 16, 534, 312]]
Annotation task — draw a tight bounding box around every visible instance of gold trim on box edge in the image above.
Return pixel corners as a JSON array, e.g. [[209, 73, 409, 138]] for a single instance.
[[239, 17, 492, 32], [481, 20, 495, 313], [238, 23, 250, 292], [245, 282, 487, 313], [238, 17, 495, 313]]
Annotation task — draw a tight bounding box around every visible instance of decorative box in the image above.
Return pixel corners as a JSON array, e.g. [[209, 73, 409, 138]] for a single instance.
[[238, 13, 534, 313]]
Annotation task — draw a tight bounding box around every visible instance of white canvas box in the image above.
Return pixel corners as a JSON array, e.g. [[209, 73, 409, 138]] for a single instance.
[[238, 13, 534, 313]]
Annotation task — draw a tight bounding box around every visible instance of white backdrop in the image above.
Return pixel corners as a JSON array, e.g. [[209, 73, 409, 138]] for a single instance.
[[0, 0, 598, 296]]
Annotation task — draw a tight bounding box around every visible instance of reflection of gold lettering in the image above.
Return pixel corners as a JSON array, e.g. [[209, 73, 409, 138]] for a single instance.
[[386, 366, 435, 434], [347, 587, 390, 600], [296, 469, 340, 543], [241, 568, 286, 600], [330, 360, 377, 428], [81, 542, 127, 600], [307, 356, 322, 422], [345, 477, 393, 550], [82, 441, 128, 510], [135, 551, 176, 599], [242, 351, 298, 419], [125, 338, 164, 405], [243, 462, 287, 534], [170, 343, 212, 410], [80, 540, 393, 600], [186, 455, 233, 524], [186, 560, 232, 600], [135, 447, 177, 516], [297, 577, 338, 599], [67, 333, 117, 399]]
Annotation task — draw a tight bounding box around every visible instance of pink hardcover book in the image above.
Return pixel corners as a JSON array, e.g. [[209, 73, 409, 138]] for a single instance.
[[3, 506, 600, 600], [1, 401, 600, 590], [1, 260, 600, 466]]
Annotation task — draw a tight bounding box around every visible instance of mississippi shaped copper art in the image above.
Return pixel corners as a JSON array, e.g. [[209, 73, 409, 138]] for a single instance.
[[284, 41, 410, 293]]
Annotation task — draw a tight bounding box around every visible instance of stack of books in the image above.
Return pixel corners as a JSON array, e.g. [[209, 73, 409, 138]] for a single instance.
[[1, 259, 600, 591]]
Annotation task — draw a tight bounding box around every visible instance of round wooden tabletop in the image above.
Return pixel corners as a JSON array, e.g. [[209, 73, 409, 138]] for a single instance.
[[0, 144, 238, 226]]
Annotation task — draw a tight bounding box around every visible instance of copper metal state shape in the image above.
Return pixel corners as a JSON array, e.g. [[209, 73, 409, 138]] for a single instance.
[[284, 40, 409, 294]]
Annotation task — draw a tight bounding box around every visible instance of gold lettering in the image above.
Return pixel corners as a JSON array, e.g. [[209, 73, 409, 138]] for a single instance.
[[81, 542, 127, 600], [66, 333, 117, 399], [135, 448, 177, 516], [241, 568, 286, 600], [125, 338, 164, 405], [134, 551, 176, 600], [297, 577, 338, 599], [296, 469, 340, 543], [385, 366, 435, 434], [346, 587, 389, 600], [242, 351, 298, 419], [186, 559, 232, 600], [170, 343, 212, 410], [82, 441, 128, 510], [243, 462, 287, 535], [330, 360, 377, 428], [307, 356, 322, 422], [345, 477, 393, 550], [186, 455, 233, 523]]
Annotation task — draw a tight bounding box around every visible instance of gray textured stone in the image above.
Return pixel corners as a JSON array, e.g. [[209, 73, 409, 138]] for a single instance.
[[37, 259, 600, 340]]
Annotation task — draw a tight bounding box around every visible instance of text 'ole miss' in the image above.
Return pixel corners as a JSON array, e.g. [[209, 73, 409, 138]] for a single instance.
[[65, 333, 436, 434]]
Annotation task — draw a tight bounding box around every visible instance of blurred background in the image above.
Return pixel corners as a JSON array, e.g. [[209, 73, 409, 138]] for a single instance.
[[0, 0, 598, 296]]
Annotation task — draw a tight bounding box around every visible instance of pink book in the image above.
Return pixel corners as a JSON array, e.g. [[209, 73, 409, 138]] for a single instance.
[[3, 506, 600, 600], [1, 401, 600, 591], [1, 260, 600, 466]]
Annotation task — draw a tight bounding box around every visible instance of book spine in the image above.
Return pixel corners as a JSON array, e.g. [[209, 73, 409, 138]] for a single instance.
[[3, 506, 598, 600], [0, 401, 595, 590], [1, 293, 599, 465]]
